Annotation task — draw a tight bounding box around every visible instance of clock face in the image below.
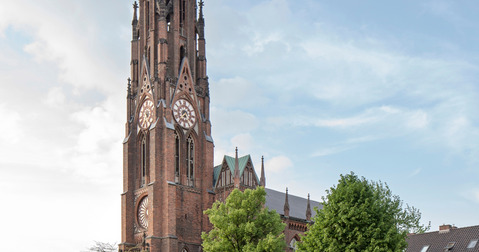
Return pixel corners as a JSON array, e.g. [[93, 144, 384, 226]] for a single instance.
[[173, 99, 196, 128], [139, 99, 155, 129], [137, 196, 149, 229]]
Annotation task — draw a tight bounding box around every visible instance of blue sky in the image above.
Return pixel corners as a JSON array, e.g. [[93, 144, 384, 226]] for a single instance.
[[0, 0, 478, 251]]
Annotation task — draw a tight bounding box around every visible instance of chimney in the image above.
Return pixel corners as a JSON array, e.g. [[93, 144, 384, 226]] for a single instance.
[[439, 224, 457, 233]]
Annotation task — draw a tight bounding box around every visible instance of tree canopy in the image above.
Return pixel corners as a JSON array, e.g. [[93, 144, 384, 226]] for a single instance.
[[298, 172, 429, 252], [84, 241, 117, 252], [201, 187, 286, 252]]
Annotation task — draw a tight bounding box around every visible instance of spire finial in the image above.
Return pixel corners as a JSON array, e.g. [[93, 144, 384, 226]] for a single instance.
[[199, 0, 204, 19], [132, 1, 139, 24], [306, 193, 312, 221], [284, 187, 290, 216], [234, 147, 240, 188], [260, 156, 265, 187]]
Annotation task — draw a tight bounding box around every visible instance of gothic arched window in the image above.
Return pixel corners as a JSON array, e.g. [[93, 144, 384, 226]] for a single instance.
[[226, 168, 231, 185], [175, 131, 180, 182], [141, 136, 147, 187], [249, 168, 253, 186], [186, 135, 194, 186], [221, 168, 225, 187], [290, 237, 298, 251]]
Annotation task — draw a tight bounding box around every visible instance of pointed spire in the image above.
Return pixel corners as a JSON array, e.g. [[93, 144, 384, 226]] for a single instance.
[[234, 147, 240, 188], [132, 1, 138, 25], [131, 1, 139, 40], [197, 0, 205, 39], [306, 193, 312, 221], [198, 0, 204, 19], [260, 156, 266, 187], [284, 187, 290, 217]]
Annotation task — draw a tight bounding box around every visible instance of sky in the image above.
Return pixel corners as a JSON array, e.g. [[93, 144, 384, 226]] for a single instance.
[[0, 0, 478, 251]]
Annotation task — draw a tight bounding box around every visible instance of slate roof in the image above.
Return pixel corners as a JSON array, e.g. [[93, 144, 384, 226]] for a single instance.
[[406, 225, 479, 252], [212, 155, 259, 187], [265, 188, 322, 220]]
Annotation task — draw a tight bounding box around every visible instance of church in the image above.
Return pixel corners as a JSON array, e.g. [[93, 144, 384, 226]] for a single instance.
[[119, 1, 320, 251]]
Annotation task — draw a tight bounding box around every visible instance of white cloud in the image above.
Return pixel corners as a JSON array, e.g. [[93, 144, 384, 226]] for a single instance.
[[230, 133, 255, 153], [68, 96, 123, 184], [406, 110, 429, 129], [44, 86, 66, 107], [211, 76, 269, 108], [312, 145, 353, 157], [0, 103, 22, 143], [265, 155, 293, 173], [210, 107, 259, 136], [409, 168, 422, 177]]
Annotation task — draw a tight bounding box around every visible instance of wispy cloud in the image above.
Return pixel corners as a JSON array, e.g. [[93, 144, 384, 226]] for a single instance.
[[409, 168, 422, 177]]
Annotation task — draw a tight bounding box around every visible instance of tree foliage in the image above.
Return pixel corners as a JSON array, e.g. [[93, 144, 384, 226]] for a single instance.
[[202, 187, 286, 252], [298, 172, 429, 252], [84, 241, 117, 252]]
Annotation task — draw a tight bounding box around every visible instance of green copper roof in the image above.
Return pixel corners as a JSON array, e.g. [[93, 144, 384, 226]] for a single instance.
[[213, 164, 222, 187], [212, 154, 260, 187]]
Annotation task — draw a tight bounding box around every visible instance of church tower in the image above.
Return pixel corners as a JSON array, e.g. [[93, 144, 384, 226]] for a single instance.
[[120, 0, 214, 251]]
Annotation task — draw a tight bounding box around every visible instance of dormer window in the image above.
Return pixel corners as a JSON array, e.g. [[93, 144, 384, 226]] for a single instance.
[[444, 242, 455, 251], [468, 239, 478, 249], [420, 245, 430, 252]]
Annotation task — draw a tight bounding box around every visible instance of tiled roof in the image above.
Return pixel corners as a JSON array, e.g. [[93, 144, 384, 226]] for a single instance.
[[212, 155, 259, 187], [265, 188, 322, 220], [406, 225, 479, 252]]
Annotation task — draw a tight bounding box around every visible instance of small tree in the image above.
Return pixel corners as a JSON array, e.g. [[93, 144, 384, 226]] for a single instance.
[[202, 187, 286, 252], [84, 241, 117, 252], [298, 172, 429, 252]]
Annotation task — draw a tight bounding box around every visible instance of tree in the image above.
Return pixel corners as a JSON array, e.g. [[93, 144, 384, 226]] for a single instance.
[[201, 187, 286, 252], [84, 241, 117, 252], [298, 172, 429, 252]]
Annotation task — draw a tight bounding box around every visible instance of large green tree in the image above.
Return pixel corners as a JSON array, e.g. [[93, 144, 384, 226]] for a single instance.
[[201, 187, 286, 252], [298, 173, 429, 252]]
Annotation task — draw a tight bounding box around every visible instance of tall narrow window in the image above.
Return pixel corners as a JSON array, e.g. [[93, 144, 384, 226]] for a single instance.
[[249, 169, 252, 186], [179, 0, 186, 35], [141, 137, 147, 186], [166, 14, 171, 32], [221, 169, 225, 187], [226, 169, 230, 185], [175, 131, 180, 182], [187, 136, 194, 186], [146, 1, 150, 32]]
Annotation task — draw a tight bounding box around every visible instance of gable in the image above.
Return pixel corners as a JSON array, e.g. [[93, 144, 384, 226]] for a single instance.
[[212, 154, 260, 188]]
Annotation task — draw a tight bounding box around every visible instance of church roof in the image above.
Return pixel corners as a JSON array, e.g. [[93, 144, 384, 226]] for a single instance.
[[265, 188, 322, 220], [406, 225, 479, 251], [213, 154, 259, 187]]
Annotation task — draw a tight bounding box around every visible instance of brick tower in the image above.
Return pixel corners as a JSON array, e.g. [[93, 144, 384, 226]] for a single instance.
[[119, 0, 214, 251]]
